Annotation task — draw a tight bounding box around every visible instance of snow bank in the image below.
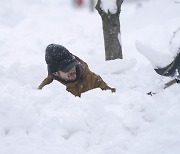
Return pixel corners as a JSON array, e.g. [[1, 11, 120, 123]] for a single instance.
[[1, 0, 180, 154], [135, 41, 173, 68]]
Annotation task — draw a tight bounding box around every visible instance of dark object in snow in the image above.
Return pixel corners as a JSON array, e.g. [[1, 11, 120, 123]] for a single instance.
[[154, 51, 180, 79], [148, 50, 180, 96], [147, 78, 180, 96], [38, 44, 116, 97]]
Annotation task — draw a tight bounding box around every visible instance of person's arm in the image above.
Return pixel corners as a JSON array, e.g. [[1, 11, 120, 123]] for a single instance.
[[94, 73, 116, 92], [38, 75, 53, 89]]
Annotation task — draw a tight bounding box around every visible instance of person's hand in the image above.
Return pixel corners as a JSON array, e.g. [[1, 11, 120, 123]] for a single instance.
[[111, 88, 116, 93], [37, 87, 42, 90]]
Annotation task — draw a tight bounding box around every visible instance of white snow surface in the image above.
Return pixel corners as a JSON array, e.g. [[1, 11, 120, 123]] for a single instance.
[[135, 41, 174, 68], [1, 0, 180, 154], [101, 0, 117, 14]]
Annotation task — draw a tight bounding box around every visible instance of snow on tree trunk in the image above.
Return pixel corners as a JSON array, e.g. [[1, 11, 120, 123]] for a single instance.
[[96, 0, 123, 60]]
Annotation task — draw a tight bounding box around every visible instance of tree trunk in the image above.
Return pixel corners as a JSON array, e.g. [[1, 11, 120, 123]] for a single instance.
[[96, 0, 123, 60]]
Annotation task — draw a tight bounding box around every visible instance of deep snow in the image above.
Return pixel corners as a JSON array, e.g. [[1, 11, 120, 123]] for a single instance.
[[1, 0, 180, 154]]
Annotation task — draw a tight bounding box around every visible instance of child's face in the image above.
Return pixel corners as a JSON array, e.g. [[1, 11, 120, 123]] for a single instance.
[[53, 66, 76, 81]]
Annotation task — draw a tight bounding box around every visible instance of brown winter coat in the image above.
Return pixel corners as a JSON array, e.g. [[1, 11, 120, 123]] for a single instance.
[[38, 62, 115, 97]]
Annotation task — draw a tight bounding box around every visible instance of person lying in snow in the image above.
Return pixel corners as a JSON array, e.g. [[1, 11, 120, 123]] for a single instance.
[[38, 44, 116, 97]]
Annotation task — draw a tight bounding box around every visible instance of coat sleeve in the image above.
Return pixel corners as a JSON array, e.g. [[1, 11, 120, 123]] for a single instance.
[[82, 64, 116, 93], [93, 73, 116, 92], [38, 75, 53, 89]]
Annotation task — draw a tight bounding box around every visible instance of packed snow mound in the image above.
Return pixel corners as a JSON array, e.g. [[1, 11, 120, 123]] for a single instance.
[[135, 41, 173, 68], [95, 58, 137, 75], [169, 28, 180, 55]]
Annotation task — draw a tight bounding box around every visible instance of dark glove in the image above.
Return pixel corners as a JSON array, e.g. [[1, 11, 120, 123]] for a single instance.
[[110, 88, 116, 93], [176, 79, 180, 84]]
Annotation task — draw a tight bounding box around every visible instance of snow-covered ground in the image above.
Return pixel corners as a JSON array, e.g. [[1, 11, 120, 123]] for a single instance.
[[1, 0, 180, 154]]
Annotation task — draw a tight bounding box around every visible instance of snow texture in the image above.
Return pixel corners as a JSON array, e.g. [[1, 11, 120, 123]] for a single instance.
[[0, 0, 180, 154], [135, 41, 173, 68], [136, 29, 180, 68], [101, 0, 117, 14]]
